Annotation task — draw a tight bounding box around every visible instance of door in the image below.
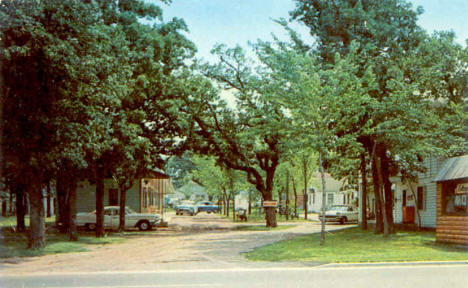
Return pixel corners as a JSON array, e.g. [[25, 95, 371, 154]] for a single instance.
[[402, 190, 407, 207]]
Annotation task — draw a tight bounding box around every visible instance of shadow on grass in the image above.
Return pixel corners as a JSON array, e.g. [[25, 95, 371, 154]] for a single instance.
[[0, 230, 125, 259]]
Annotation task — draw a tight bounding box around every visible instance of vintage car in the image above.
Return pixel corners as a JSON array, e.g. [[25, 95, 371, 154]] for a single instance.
[[175, 201, 196, 216], [195, 201, 220, 214], [76, 206, 161, 231], [318, 205, 359, 224]]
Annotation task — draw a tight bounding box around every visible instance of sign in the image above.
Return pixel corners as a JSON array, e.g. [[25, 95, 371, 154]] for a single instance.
[[263, 201, 277, 208], [455, 183, 468, 195]]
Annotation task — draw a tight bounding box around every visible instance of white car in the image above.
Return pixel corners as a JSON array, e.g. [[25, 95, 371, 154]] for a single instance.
[[76, 206, 161, 231], [319, 205, 358, 224]]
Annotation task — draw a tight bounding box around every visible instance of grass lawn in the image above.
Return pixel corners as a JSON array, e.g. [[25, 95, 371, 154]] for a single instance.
[[0, 216, 56, 228], [234, 224, 296, 231], [245, 227, 468, 263], [0, 230, 125, 258]]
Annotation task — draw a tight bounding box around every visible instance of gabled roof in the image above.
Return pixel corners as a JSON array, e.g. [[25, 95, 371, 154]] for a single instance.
[[433, 155, 468, 182]]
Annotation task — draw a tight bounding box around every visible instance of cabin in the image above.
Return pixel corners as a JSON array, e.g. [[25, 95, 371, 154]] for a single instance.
[[434, 155, 468, 245], [76, 170, 175, 215]]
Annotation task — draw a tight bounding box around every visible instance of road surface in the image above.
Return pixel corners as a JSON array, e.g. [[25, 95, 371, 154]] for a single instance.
[[1, 264, 468, 288]]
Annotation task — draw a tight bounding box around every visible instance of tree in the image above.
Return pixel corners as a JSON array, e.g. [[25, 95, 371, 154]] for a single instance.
[[189, 155, 249, 218], [177, 44, 295, 227], [1, 0, 196, 246], [291, 0, 467, 236]]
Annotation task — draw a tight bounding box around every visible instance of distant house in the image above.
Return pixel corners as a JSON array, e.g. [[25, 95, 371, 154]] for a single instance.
[[76, 170, 175, 215], [307, 173, 357, 213]]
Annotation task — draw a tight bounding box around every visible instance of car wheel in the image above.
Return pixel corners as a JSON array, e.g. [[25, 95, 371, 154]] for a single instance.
[[138, 221, 151, 231], [207, 211, 211, 214], [86, 223, 96, 231]]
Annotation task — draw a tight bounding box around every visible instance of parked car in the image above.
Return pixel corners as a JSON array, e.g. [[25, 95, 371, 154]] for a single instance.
[[318, 205, 358, 224], [195, 201, 220, 214], [175, 201, 196, 216], [76, 206, 161, 231]]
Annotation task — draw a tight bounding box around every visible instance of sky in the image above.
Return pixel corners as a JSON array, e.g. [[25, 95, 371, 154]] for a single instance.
[[159, 0, 468, 62]]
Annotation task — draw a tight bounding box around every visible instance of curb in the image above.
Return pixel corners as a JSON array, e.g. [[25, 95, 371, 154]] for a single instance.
[[319, 260, 468, 268]]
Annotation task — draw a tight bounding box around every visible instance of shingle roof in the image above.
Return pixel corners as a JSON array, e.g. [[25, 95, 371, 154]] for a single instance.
[[433, 155, 468, 182]]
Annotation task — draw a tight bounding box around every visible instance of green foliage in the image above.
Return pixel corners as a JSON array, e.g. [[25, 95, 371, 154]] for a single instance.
[[290, 0, 467, 176]]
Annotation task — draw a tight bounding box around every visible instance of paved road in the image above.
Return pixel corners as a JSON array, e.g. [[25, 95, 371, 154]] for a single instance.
[[2, 264, 468, 288], [1, 213, 351, 275]]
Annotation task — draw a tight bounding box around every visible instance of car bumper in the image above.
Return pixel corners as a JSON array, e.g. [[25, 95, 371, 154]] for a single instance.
[[318, 216, 343, 222]]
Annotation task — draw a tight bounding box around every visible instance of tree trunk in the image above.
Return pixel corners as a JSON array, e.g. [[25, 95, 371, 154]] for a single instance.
[[226, 196, 230, 217], [9, 189, 13, 215], [2, 200, 6, 217], [248, 189, 252, 215], [263, 189, 277, 227], [380, 148, 394, 234], [232, 193, 236, 221], [15, 183, 26, 232], [319, 153, 327, 246], [28, 182, 45, 248], [46, 181, 51, 218], [68, 183, 78, 241], [95, 165, 105, 238], [286, 170, 290, 221], [360, 153, 368, 230], [56, 174, 69, 234], [370, 148, 384, 234], [119, 186, 127, 232], [292, 175, 298, 216]]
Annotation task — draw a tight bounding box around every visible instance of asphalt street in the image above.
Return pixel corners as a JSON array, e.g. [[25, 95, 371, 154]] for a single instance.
[[1, 264, 468, 288]]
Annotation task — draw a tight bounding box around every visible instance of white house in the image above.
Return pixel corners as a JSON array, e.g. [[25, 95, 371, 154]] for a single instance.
[[307, 173, 357, 213], [389, 157, 446, 228]]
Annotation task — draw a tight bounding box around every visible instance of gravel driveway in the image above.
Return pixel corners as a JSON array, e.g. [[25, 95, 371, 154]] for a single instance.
[[0, 213, 355, 275]]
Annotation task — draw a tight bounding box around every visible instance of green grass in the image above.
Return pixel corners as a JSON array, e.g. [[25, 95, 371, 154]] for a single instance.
[[0, 232, 125, 258], [245, 227, 468, 263], [0, 216, 56, 228], [234, 225, 296, 231]]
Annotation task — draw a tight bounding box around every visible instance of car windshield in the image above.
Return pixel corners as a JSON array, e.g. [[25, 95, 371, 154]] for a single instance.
[[329, 206, 349, 212]]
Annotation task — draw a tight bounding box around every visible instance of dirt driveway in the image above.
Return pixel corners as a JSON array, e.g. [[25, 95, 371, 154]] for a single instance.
[[0, 213, 355, 275]]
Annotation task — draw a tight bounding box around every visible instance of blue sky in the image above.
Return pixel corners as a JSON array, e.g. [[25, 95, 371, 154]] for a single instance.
[[159, 0, 467, 61]]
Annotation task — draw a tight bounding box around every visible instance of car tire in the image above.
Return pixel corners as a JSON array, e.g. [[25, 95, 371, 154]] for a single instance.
[[138, 220, 151, 231], [207, 211, 211, 214], [86, 223, 96, 231]]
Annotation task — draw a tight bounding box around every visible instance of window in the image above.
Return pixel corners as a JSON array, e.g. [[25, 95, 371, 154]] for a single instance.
[[104, 209, 114, 216], [442, 181, 468, 216], [417, 186, 425, 210]]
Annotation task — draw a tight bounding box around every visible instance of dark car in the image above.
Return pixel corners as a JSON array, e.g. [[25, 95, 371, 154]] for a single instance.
[[196, 201, 220, 214]]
